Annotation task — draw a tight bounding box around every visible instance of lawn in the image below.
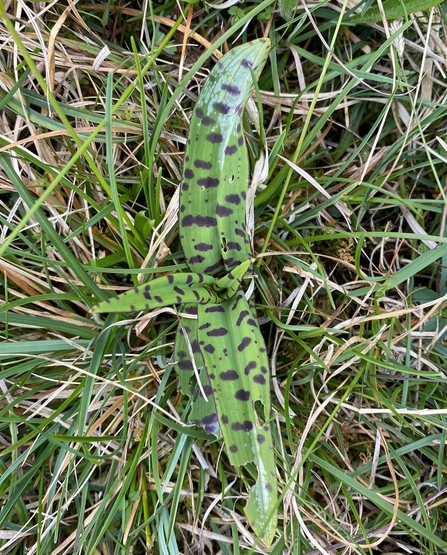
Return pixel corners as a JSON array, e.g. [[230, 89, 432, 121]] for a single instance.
[[1, 0, 447, 553]]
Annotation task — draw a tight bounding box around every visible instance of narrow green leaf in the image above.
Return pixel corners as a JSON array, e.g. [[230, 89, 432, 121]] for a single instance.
[[379, 243, 447, 293], [347, 0, 443, 23]]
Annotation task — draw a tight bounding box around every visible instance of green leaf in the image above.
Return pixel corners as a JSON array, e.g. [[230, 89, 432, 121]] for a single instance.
[[92, 272, 218, 313], [379, 243, 447, 294], [346, 0, 443, 24], [179, 39, 271, 277], [197, 291, 277, 546], [279, 0, 297, 19], [134, 212, 154, 243]]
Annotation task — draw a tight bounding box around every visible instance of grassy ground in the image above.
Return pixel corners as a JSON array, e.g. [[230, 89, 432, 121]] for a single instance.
[[1, 0, 447, 553]]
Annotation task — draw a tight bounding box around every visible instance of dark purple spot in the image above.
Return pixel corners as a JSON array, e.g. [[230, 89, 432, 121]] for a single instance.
[[206, 132, 223, 143], [244, 361, 257, 375], [221, 415, 229, 424], [222, 83, 241, 96], [180, 205, 185, 212], [235, 104, 242, 115], [247, 318, 257, 326], [197, 177, 220, 188], [235, 228, 246, 238], [236, 310, 249, 326], [178, 359, 193, 370], [182, 183, 189, 191], [229, 444, 238, 453], [238, 136, 243, 146], [143, 291, 151, 300], [184, 168, 194, 179], [194, 243, 214, 252], [182, 215, 217, 227], [241, 58, 253, 68], [205, 305, 225, 313], [203, 385, 213, 397], [194, 159, 212, 170], [205, 261, 224, 274], [199, 322, 211, 330], [209, 373, 215, 380], [223, 257, 236, 268], [258, 434, 265, 444], [235, 389, 250, 401], [253, 374, 266, 385], [224, 145, 238, 155], [216, 203, 233, 217], [167, 275, 174, 284], [177, 350, 187, 359], [203, 414, 219, 434], [265, 482, 273, 492], [207, 327, 228, 337], [202, 413, 217, 425], [202, 413, 218, 426], [225, 194, 240, 205], [196, 107, 204, 119], [201, 116, 215, 126], [261, 366, 268, 374], [232, 421, 253, 431], [203, 344, 215, 354], [176, 296, 182, 304], [237, 337, 252, 351], [227, 241, 241, 251], [188, 255, 205, 265], [174, 286, 185, 296], [213, 102, 230, 114], [241, 191, 246, 200], [186, 275, 193, 284], [154, 295, 163, 303], [220, 370, 239, 381], [237, 123, 241, 133]]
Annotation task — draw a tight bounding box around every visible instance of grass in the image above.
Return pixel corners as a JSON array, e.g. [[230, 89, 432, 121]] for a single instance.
[[1, 0, 447, 553]]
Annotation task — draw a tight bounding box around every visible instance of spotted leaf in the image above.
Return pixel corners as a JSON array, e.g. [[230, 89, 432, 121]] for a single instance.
[[92, 272, 219, 314], [197, 290, 277, 545], [179, 38, 271, 276]]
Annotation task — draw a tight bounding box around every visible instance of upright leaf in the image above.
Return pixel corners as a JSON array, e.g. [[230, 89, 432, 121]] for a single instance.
[[179, 39, 271, 276]]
